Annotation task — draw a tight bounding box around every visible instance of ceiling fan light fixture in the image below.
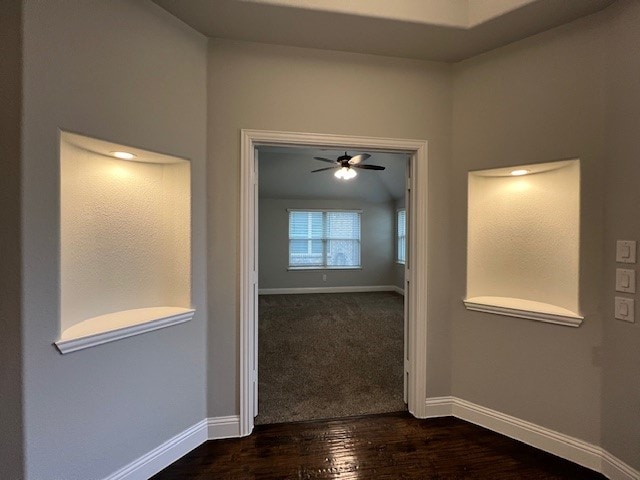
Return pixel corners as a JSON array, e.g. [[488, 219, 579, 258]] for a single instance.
[[334, 166, 357, 180]]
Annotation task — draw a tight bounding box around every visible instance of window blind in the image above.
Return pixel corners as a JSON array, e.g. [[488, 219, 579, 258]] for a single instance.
[[397, 209, 406, 264], [288, 210, 361, 268]]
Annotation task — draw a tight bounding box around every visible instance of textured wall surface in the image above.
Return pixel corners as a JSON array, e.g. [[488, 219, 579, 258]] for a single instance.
[[452, 10, 606, 444], [21, 1, 207, 478], [259, 198, 395, 289], [0, 0, 24, 478], [467, 161, 580, 313], [208, 39, 453, 416], [61, 142, 191, 330]]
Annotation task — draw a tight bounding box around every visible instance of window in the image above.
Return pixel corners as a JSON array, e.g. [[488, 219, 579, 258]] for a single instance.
[[397, 209, 406, 264], [288, 210, 361, 269]]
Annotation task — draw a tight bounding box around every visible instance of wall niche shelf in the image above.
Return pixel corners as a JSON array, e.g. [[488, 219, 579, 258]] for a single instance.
[[463, 297, 583, 327], [58, 132, 192, 353], [465, 159, 582, 327], [55, 307, 195, 354]]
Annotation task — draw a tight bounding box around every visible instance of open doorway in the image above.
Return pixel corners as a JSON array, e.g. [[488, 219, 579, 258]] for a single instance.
[[255, 146, 409, 424], [239, 130, 428, 436]]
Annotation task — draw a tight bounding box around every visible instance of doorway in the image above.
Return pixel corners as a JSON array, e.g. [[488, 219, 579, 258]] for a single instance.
[[239, 130, 429, 436], [256, 146, 408, 424]]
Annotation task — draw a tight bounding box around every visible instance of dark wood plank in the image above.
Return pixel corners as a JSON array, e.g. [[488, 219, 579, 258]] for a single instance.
[[151, 412, 604, 479]]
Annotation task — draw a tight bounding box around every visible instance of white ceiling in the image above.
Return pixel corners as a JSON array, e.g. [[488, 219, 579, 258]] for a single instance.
[[245, 0, 536, 28], [258, 146, 407, 203], [153, 0, 614, 62]]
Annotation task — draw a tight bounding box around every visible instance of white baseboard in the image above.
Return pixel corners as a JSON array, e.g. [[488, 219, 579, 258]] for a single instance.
[[258, 285, 399, 295], [392, 285, 405, 295], [452, 397, 602, 472], [424, 396, 639, 480], [105, 419, 207, 480], [208, 415, 241, 440], [104, 415, 241, 480], [424, 395, 454, 417], [601, 450, 640, 480]]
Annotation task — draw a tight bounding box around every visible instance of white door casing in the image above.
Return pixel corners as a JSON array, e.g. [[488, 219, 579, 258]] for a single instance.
[[253, 149, 259, 418], [239, 129, 429, 436]]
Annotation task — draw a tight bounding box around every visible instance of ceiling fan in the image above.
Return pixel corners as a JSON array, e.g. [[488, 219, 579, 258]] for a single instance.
[[311, 152, 385, 180]]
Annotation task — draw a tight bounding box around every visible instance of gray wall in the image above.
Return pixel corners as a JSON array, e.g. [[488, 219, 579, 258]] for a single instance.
[[449, 4, 640, 467], [208, 39, 454, 416], [450, 4, 640, 466], [0, 1, 24, 478], [21, 1, 208, 478], [601, 0, 640, 469], [452, 6, 606, 445], [259, 198, 395, 289]]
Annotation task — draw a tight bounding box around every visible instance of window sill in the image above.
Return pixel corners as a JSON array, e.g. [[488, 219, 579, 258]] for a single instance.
[[287, 267, 362, 271], [55, 306, 196, 354], [463, 296, 583, 327]]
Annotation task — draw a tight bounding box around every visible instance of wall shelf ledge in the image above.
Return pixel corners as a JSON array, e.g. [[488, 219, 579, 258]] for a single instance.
[[55, 306, 195, 354], [463, 296, 583, 327]]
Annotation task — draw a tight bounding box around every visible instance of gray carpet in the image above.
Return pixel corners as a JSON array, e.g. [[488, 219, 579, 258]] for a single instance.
[[256, 291, 406, 425]]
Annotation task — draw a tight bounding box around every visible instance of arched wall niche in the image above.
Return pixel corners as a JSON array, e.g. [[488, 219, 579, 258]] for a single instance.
[[464, 159, 582, 327], [57, 131, 194, 353]]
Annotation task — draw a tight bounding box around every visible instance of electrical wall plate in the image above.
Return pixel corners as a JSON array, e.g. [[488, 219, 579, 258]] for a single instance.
[[616, 240, 637, 263], [615, 297, 634, 323], [616, 268, 636, 293]]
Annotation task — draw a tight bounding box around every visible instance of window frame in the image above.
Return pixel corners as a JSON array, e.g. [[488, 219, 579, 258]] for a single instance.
[[287, 208, 362, 270]]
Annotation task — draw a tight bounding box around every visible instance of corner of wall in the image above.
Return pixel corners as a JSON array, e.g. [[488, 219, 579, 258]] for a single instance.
[[0, 0, 25, 478]]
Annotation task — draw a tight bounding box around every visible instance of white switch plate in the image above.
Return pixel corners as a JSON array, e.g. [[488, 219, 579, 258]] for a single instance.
[[615, 297, 634, 323], [616, 240, 637, 263], [616, 268, 636, 293]]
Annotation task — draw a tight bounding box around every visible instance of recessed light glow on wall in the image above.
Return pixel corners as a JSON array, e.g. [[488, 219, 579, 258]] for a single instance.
[[510, 169, 530, 176], [110, 165, 132, 179], [508, 179, 530, 193], [110, 151, 136, 160]]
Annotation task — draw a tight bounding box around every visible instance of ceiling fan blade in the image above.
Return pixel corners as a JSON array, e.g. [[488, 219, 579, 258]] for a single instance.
[[311, 166, 339, 173], [348, 154, 371, 165], [313, 157, 337, 164], [354, 164, 385, 170]]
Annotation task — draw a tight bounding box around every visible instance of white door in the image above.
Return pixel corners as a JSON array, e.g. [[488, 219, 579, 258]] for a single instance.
[[253, 148, 259, 417], [403, 156, 411, 404]]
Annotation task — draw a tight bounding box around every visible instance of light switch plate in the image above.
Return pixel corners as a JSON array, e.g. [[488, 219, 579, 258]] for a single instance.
[[616, 240, 637, 263], [616, 268, 636, 293], [615, 297, 634, 323]]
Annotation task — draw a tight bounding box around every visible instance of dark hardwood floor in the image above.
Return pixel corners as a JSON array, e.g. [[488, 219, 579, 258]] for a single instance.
[[151, 412, 603, 479]]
